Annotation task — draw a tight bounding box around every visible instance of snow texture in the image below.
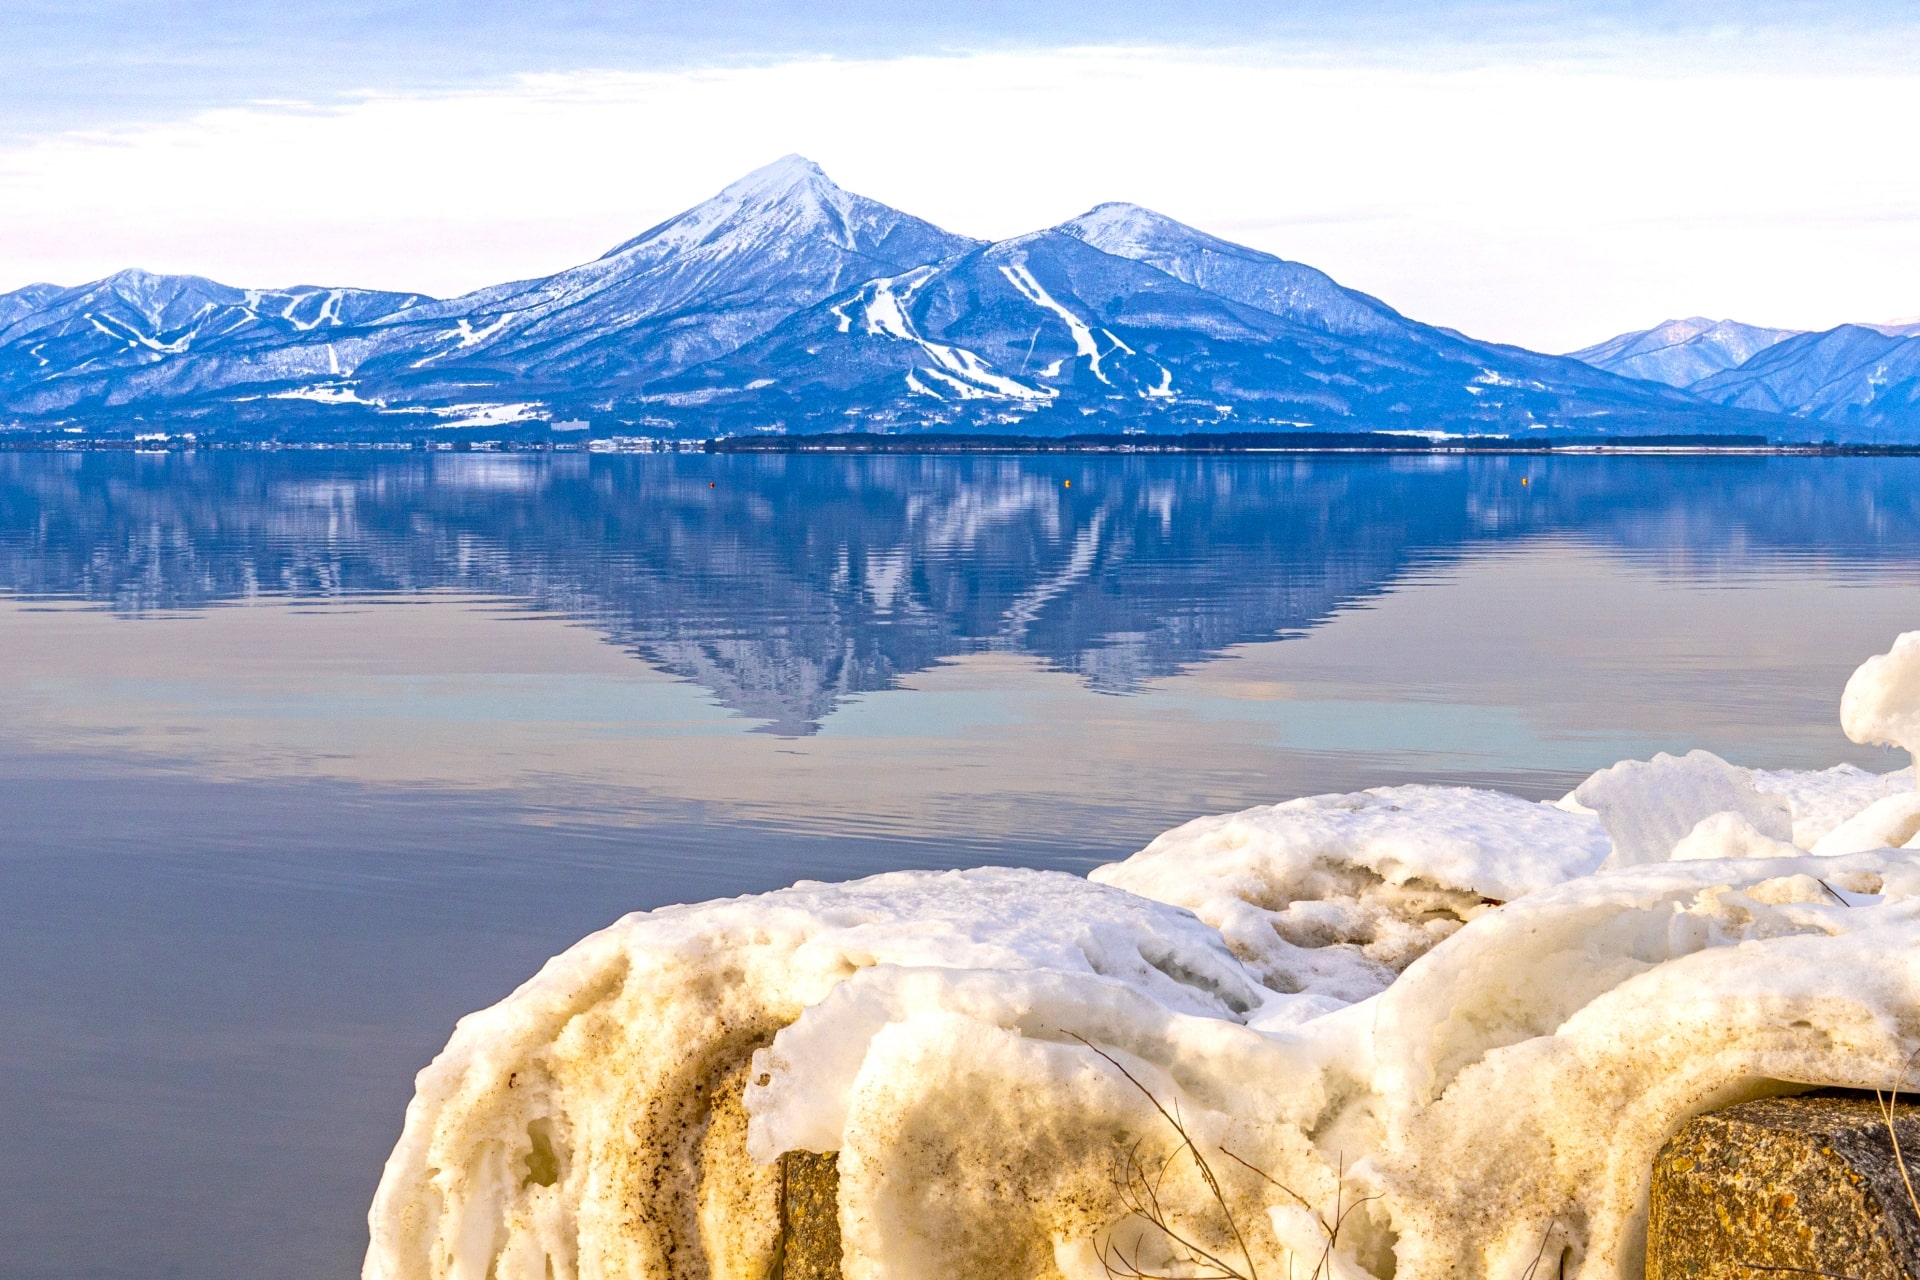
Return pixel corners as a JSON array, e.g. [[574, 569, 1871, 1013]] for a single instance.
[[1089, 785, 1611, 1010], [1842, 629, 1920, 776], [1574, 749, 1794, 869], [365, 632, 1920, 1280]]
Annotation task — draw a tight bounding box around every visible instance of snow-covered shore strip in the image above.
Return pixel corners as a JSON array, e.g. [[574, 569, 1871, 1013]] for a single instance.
[[365, 634, 1920, 1280]]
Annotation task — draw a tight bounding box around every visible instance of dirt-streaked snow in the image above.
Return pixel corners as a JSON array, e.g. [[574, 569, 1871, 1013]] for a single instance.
[[364, 632, 1920, 1280]]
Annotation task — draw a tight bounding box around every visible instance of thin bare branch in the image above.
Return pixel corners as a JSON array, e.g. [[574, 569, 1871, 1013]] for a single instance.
[[1520, 1221, 1558, 1280], [1218, 1146, 1314, 1212], [1073, 1033, 1260, 1280], [1074, 1033, 1378, 1280], [1879, 1044, 1920, 1227], [1813, 878, 1852, 907], [1738, 1265, 1862, 1280]]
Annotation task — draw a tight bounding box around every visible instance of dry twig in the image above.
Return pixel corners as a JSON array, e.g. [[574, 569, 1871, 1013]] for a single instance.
[[1071, 1034, 1371, 1280]]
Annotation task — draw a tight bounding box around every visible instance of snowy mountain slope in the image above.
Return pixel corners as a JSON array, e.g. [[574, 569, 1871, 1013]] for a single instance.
[[1688, 324, 1920, 434], [0, 270, 428, 415], [1569, 317, 1801, 387], [0, 157, 982, 423], [346, 155, 983, 400], [1058, 202, 1406, 339], [1062, 202, 1705, 418], [648, 230, 1265, 418], [651, 227, 1753, 437], [1865, 317, 1920, 339], [0, 283, 61, 330]]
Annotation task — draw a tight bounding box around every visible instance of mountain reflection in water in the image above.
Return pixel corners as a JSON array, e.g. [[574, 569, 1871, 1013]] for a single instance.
[[4, 450, 1917, 736]]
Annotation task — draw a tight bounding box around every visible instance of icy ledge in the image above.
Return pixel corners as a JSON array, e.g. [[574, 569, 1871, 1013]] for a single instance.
[[366, 634, 1920, 1280]]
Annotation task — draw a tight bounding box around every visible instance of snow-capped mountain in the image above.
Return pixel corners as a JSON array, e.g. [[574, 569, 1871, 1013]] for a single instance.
[[0, 156, 1828, 439], [1687, 324, 1920, 435], [649, 228, 1261, 421], [1054, 203, 1720, 429], [1568, 317, 1802, 388], [347, 155, 982, 403], [1569, 314, 1920, 436], [653, 213, 1747, 437], [0, 270, 428, 416]]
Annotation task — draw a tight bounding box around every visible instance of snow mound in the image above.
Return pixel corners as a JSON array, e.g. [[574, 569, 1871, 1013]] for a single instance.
[[1842, 629, 1920, 776], [1089, 785, 1610, 1010], [365, 637, 1920, 1280], [1751, 761, 1915, 846], [1667, 810, 1802, 861], [1575, 749, 1794, 868], [1812, 791, 1920, 855]]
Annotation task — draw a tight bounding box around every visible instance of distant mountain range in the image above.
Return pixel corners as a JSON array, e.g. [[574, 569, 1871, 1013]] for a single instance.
[[1566, 318, 1802, 388], [1571, 315, 1920, 439], [0, 155, 1910, 442]]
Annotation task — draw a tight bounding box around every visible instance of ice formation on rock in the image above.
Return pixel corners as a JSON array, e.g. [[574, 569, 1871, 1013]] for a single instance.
[[366, 633, 1920, 1280], [363, 870, 1266, 1280]]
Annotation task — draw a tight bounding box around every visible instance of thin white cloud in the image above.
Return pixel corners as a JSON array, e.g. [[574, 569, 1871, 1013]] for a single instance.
[[2, 44, 1916, 350]]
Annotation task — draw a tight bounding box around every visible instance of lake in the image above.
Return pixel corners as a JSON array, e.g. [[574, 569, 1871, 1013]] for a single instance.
[[3, 449, 1918, 1279]]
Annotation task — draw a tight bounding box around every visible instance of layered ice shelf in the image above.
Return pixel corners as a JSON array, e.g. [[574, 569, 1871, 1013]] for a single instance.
[[365, 633, 1920, 1280]]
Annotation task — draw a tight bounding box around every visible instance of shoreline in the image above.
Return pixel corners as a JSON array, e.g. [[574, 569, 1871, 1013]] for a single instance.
[[3, 430, 1919, 456]]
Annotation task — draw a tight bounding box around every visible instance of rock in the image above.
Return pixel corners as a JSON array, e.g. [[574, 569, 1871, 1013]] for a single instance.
[[1648, 1090, 1920, 1280], [776, 1151, 842, 1280]]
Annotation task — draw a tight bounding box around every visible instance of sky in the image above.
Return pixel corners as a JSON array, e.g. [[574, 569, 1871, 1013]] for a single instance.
[[3, 1, 1919, 352]]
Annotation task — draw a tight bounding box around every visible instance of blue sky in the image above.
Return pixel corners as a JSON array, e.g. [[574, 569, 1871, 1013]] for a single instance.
[[5, 1, 1919, 349]]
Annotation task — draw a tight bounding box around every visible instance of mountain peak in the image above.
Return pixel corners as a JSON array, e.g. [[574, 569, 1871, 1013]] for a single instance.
[[1656, 318, 1735, 340], [89, 267, 230, 298], [598, 155, 878, 260], [99, 267, 188, 294], [88, 268, 230, 318], [1059, 201, 1403, 339], [723, 153, 832, 199], [1569, 316, 1803, 387], [1060, 202, 1205, 258]]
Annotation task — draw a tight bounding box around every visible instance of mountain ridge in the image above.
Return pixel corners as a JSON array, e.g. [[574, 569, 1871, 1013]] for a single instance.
[[1569, 317, 1802, 388], [0, 156, 1891, 441], [1571, 316, 1920, 436], [1688, 324, 1920, 435]]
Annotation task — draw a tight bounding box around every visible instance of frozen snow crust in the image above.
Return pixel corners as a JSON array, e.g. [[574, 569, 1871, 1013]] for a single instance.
[[367, 633, 1920, 1280]]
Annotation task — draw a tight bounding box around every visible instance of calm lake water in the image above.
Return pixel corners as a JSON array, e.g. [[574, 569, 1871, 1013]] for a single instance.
[[3, 449, 1919, 1279]]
